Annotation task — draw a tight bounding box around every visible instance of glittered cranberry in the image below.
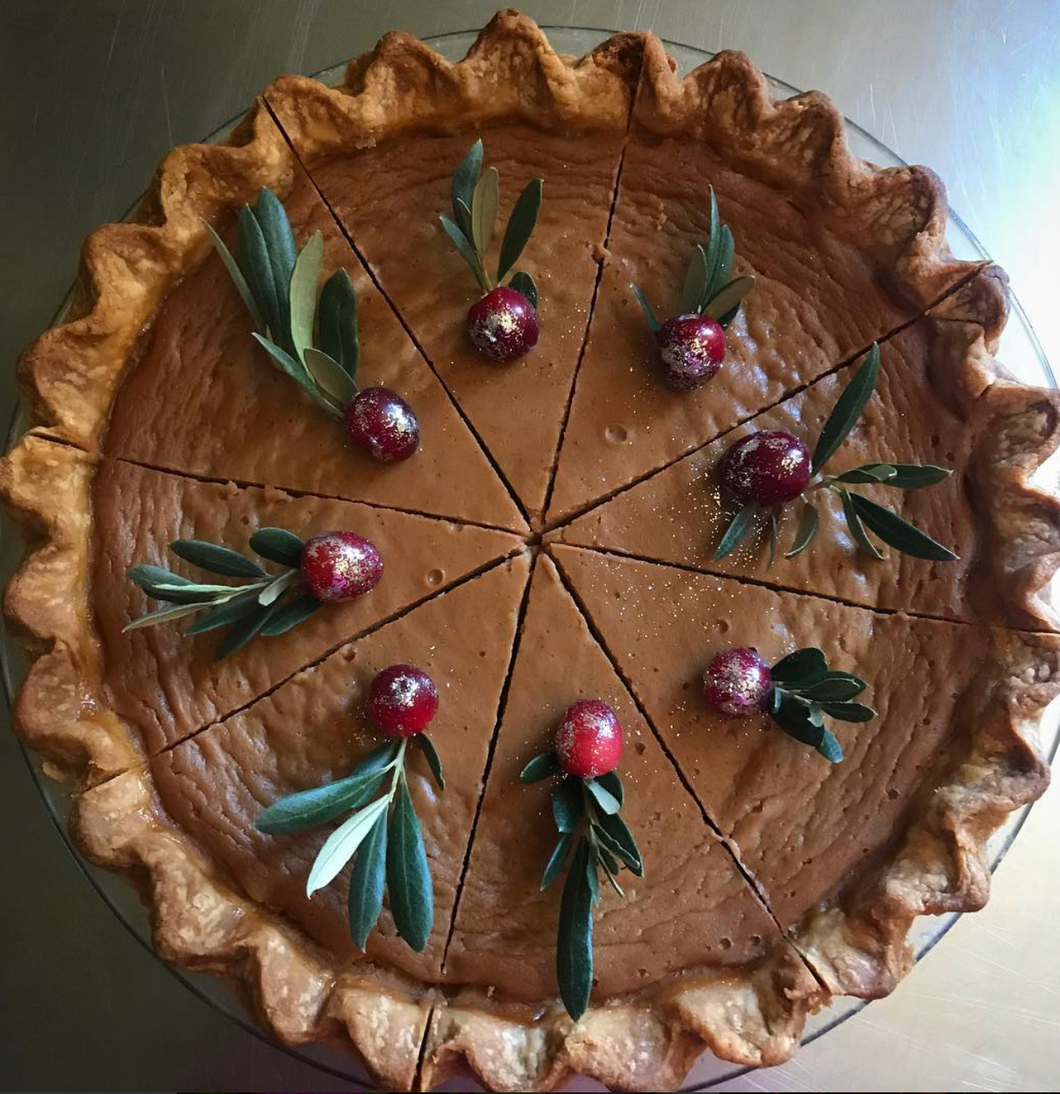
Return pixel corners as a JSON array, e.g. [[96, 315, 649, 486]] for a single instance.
[[344, 387, 420, 463], [467, 286, 539, 362], [655, 313, 726, 391], [719, 430, 812, 505], [703, 648, 772, 717], [367, 664, 439, 737], [554, 699, 623, 778], [301, 531, 383, 602]]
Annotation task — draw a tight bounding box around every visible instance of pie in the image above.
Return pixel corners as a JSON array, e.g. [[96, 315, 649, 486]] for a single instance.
[[3, 10, 1059, 1094]]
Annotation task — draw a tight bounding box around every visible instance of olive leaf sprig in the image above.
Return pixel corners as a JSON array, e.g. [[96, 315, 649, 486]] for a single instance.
[[766, 648, 876, 764], [631, 186, 755, 332], [439, 139, 542, 308], [124, 528, 320, 660], [203, 186, 362, 419], [255, 734, 444, 952], [520, 751, 644, 1021], [715, 344, 959, 564]]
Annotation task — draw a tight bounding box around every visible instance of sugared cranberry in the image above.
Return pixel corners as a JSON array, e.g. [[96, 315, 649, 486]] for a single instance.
[[720, 430, 812, 505], [345, 387, 420, 463], [301, 531, 383, 602], [467, 286, 539, 362], [367, 664, 439, 737], [554, 699, 623, 778], [703, 648, 772, 717], [655, 314, 726, 391]]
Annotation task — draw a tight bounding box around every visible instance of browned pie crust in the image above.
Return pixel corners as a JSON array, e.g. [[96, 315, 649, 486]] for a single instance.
[[553, 544, 1059, 1006], [422, 555, 823, 1092], [634, 39, 973, 310], [552, 268, 1060, 629], [546, 36, 989, 523], [73, 764, 432, 1091], [1, 11, 1058, 1094], [17, 101, 293, 450], [263, 10, 644, 521]]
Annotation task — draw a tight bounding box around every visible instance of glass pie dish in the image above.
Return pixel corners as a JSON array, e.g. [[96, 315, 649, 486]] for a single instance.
[[1, 25, 1056, 1093]]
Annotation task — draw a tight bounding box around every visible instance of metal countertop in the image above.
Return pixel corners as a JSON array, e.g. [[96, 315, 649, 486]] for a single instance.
[[2, 2, 1058, 1090]]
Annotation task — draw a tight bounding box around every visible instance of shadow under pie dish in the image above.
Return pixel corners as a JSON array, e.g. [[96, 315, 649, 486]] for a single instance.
[[3, 9, 1060, 1094]]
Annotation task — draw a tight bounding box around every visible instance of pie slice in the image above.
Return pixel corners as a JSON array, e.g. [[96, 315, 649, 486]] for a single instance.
[[552, 270, 1060, 627], [427, 555, 820, 1092], [1, 437, 522, 781], [264, 12, 641, 522], [553, 544, 1060, 996], [20, 100, 524, 532], [75, 553, 530, 1092], [547, 43, 985, 523]]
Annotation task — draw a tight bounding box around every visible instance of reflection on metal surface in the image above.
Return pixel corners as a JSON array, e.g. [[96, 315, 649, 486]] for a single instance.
[[2, 22, 1057, 1094]]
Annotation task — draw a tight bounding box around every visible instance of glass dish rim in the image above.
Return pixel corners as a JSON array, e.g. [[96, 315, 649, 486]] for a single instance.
[[2, 23, 1056, 1093]]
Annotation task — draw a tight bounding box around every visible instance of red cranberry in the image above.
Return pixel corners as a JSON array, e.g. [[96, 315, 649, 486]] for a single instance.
[[467, 286, 539, 362], [655, 314, 726, 391], [345, 387, 420, 463], [703, 648, 772, 717], [554, 699, 623, 778], [719, 430, 812, 505], [367, 664, 439, 737], [301, 531, 383, 602]]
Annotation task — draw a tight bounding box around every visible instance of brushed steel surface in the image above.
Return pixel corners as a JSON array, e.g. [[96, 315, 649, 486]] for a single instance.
[[2, 2, 1059, 1091]]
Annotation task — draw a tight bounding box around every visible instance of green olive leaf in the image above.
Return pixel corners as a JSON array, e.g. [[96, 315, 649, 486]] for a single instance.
[[584, 778, 621, 816], [386, 778, 433, 952], [169, 540, 267, 578], [595, 812, 643, 876], [471, 165, 500, 259], [412, 733, 445, 792], [594, 771, 623, 808], [712, 502, 759, 561], [785, 501, 819, 559], [812, 344, 880, 473], [702, 275, 755, 322], [508, 270, 538, 311], [258, 594, 322, 637], [770, 648, 828, 687], [816, 728, 844, 763], [840, 487, 886, 560], [183, 591, 263, 635], [201, 218, 266, 333], [680, 244, 709, 315], [520, 751, 560, 784], [630, 283, 661, 332], [799, 676, 866, 701], [238, 205, 282, 342], [556, 838, 593, 1020], [440, 214, 489, 292], [819, 701, 876, 723], [552, 777, 585, 833], [849, 494, 959, 561], [252, 334, 340, 417], [541, 831, 574, 891], [251, 187, 298, 339], [213, 601, 281, 660], [122, 601, 214, 632], [304, 347, 358, 407], [450, 140, 483, 226], [288, 230, 323, 365], [497, 178, 542, 282], [249, 527, 305, 568], [305, 795, 390, 896], [348, 809, 388, 950], [318, 268, 360, 382], [255, 770, 387, 836]]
